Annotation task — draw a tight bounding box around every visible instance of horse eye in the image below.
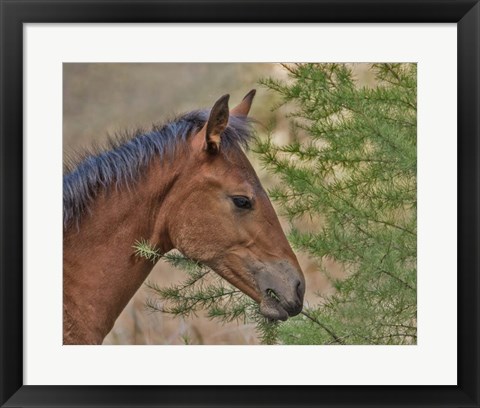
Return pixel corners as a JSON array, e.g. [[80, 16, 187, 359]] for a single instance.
[[232, 196, 252, 209]]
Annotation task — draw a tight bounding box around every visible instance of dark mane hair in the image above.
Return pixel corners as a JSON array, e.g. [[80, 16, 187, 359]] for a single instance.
[[63, 110, 254, 228]]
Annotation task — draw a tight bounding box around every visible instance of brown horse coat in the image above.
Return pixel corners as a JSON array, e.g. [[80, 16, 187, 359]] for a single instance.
[[63, 91, 304, 344]]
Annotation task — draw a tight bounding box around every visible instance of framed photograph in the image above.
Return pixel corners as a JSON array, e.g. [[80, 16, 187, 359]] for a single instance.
[[1, 1, 479, 407]]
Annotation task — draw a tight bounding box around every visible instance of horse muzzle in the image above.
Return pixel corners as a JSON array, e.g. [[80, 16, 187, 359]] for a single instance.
[[254, 260, 305, 321]]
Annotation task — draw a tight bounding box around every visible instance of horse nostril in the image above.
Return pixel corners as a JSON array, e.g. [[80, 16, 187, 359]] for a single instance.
[[296, 279, 304, 300]]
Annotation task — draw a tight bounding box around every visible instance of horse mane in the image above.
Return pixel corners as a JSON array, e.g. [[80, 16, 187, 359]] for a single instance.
[[63, 110, 254, 228]]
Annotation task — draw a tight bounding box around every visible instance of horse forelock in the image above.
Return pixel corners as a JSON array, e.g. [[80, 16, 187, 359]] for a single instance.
[[63, 110, 255, 229]]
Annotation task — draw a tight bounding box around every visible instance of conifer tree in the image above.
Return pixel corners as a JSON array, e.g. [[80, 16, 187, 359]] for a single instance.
[[257, 63, 417, 344], [143, 63, 417, 345]]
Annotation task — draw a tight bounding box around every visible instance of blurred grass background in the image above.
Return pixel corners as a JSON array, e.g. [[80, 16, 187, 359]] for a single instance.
[[63, 63, 374, 344]]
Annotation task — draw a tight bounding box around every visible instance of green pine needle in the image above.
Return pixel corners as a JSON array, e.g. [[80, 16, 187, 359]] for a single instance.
[[133, 239, 162, 263]]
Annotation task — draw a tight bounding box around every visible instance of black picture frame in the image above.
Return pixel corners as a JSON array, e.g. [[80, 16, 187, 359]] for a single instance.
[[1, 1, 479, 407]]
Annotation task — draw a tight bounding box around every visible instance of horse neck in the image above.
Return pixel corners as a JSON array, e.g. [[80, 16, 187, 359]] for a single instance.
[[63, 156, 179, 344]]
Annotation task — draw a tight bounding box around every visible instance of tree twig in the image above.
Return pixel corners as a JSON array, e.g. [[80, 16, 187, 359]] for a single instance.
[[301, 310, 345, 345]]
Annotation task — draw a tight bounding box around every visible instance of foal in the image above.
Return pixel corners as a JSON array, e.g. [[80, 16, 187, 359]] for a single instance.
[[63, 90, 305, 344]]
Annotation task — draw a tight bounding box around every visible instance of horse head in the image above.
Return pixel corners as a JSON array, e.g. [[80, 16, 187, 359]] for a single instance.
[[165, 91, 305, 321]]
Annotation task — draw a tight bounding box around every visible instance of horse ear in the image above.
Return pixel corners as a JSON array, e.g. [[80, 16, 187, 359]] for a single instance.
[[205, 94, 230, 153], [230, 89, 256, 117]]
